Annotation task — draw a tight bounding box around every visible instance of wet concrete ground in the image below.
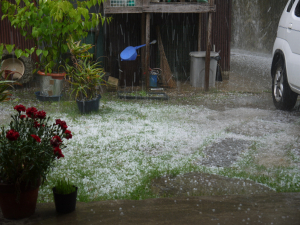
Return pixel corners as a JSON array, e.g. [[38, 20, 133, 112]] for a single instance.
[[1, 50, 300, 224], [1, 193, 300, 225]]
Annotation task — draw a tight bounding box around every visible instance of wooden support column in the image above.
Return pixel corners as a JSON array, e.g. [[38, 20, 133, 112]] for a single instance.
[[204, 0, 214, 92], [145, 13, 150, 89], [141, 13, 146, 79], [198, 13, 201, 51]]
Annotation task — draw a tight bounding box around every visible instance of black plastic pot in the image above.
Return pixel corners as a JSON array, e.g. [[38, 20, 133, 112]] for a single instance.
[[76, 95, 101, 114], [52, 186, 77, 214]]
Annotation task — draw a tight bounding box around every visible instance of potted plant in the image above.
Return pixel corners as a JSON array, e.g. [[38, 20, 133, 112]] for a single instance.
[[52, 179, 78, 213], [0, 70, 17, 102], [0, 0, 111, 95], [64, 37, 106, 114], [0, 105, 72, 219]]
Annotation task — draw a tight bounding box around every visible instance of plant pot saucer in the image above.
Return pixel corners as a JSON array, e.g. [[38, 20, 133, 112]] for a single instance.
[[37, 71, 66, 80], [35, 91, 62, 101]]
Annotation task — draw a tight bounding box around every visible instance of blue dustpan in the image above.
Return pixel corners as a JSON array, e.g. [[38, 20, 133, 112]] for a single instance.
[[120, 40, 156, 61]]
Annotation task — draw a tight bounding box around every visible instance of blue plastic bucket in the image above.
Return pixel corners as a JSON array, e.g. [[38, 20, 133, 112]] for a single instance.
[[150, 74, 157, 87]]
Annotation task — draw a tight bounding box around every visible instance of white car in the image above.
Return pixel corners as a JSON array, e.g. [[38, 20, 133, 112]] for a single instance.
[[272, 0, 300, 110]]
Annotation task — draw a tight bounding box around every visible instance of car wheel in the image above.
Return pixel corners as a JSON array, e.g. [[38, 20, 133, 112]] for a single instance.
[[272, 58, 298, 110]]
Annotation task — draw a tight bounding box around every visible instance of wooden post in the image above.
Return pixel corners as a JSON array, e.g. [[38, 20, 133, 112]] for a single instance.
[[198, 13, 201, 51], [204, 0, 214, 92], [141, 13, 146, 79], [145, 13, 150, 89]]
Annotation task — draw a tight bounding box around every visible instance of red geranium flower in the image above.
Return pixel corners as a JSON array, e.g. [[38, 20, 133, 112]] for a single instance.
[[36, 110, 46, 119], [55, 119, 68, 130], [31, 134, 41, 143], [51, 135, 62, 147], [6, 129, 19, 141], [33, 121, 40, 128], [55, 119, 62, 125], [64, 130, 72, 139], [26, 107, 38, 118], [20, 115, 26, 119], [53, 147, 64, 159], [14, 104, 26, 112]]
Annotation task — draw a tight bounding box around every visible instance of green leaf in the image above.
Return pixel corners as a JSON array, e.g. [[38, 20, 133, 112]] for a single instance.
[[30, 47, 35, 54], [42, 50, 48, 57], [15, 49, 23, 58], [1, 15, 7, 20], [5, 44, 15, 54], [1, 2, 9, 13], [36, 49, 42, 56], [0, 44, 3, 60]]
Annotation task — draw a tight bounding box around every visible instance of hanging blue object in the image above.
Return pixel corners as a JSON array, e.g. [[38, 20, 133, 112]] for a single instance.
[[120, 40, 156, 61]]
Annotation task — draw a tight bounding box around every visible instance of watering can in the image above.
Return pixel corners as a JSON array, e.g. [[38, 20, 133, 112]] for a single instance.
[[120, 40, 157, 61]]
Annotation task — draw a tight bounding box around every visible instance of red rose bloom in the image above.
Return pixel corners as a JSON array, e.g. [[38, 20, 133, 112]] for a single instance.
[[36, 110, 46, 119], [31, 134, 41, 143], [64, 130, 72, 139], [26, 107, 38, 118], [14, 104, 26, 112], [20, 115, 26, 119], [51, 135, 62, 147], [53, 147, 64, 159], [6, 129, 19, 141]]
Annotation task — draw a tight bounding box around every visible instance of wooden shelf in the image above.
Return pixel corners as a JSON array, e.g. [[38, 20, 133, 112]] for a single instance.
[[104, 1, 216, 14]]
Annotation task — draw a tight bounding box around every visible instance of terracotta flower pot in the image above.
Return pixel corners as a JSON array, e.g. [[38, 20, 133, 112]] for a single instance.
[[37, 70, 66, 80], [52, 186, 78, 213], [0, 180, 40, 219]]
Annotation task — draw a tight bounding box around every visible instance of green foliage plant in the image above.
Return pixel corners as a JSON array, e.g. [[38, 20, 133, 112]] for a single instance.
[[0, 0, 111, 74], [64, 37, 106, 101], [0, 104, 72, 189], [54, 179, 76, 195], [0, 70, 21, 102]]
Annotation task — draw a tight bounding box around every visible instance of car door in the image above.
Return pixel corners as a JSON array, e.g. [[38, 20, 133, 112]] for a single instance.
[[285, 0, 300, 88]]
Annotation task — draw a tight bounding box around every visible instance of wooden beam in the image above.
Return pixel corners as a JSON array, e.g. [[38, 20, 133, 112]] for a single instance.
[[142, 4, 215, 13], [141, 13, 146, 80], [204, 0, 214, 91], [145, 13, 150, 89], [198, 13, 201, 51]]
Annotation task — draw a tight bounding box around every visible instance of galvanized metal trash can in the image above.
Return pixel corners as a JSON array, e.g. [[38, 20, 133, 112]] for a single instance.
[[189, 51, 219, 88]]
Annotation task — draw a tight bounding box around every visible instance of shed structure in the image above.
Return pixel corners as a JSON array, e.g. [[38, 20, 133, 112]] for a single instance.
[[103, 0, 231, 90]]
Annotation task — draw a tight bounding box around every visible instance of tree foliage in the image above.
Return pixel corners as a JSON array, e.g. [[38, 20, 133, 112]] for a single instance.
[[0, 0, 111, 73]]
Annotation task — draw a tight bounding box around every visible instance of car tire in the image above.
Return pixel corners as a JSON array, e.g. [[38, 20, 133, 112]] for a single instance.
[[272, 57, 298, 110]]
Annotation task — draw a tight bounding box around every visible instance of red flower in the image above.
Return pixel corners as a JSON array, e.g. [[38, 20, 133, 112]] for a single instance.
[[6, 129, 19, 141], [20, 115, 26, 119], [36, 110, 46, 119], [55, 119, 68, 130], [14, 104, 26, 112], [55, 119, 62, 125], [31, 134, 41, 143], [26, 107, 38, 118], [51, 135, 62, 147], [64, 130, 72, 139], [53, 147, 64, 159], [33, 121, 40, 128]]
